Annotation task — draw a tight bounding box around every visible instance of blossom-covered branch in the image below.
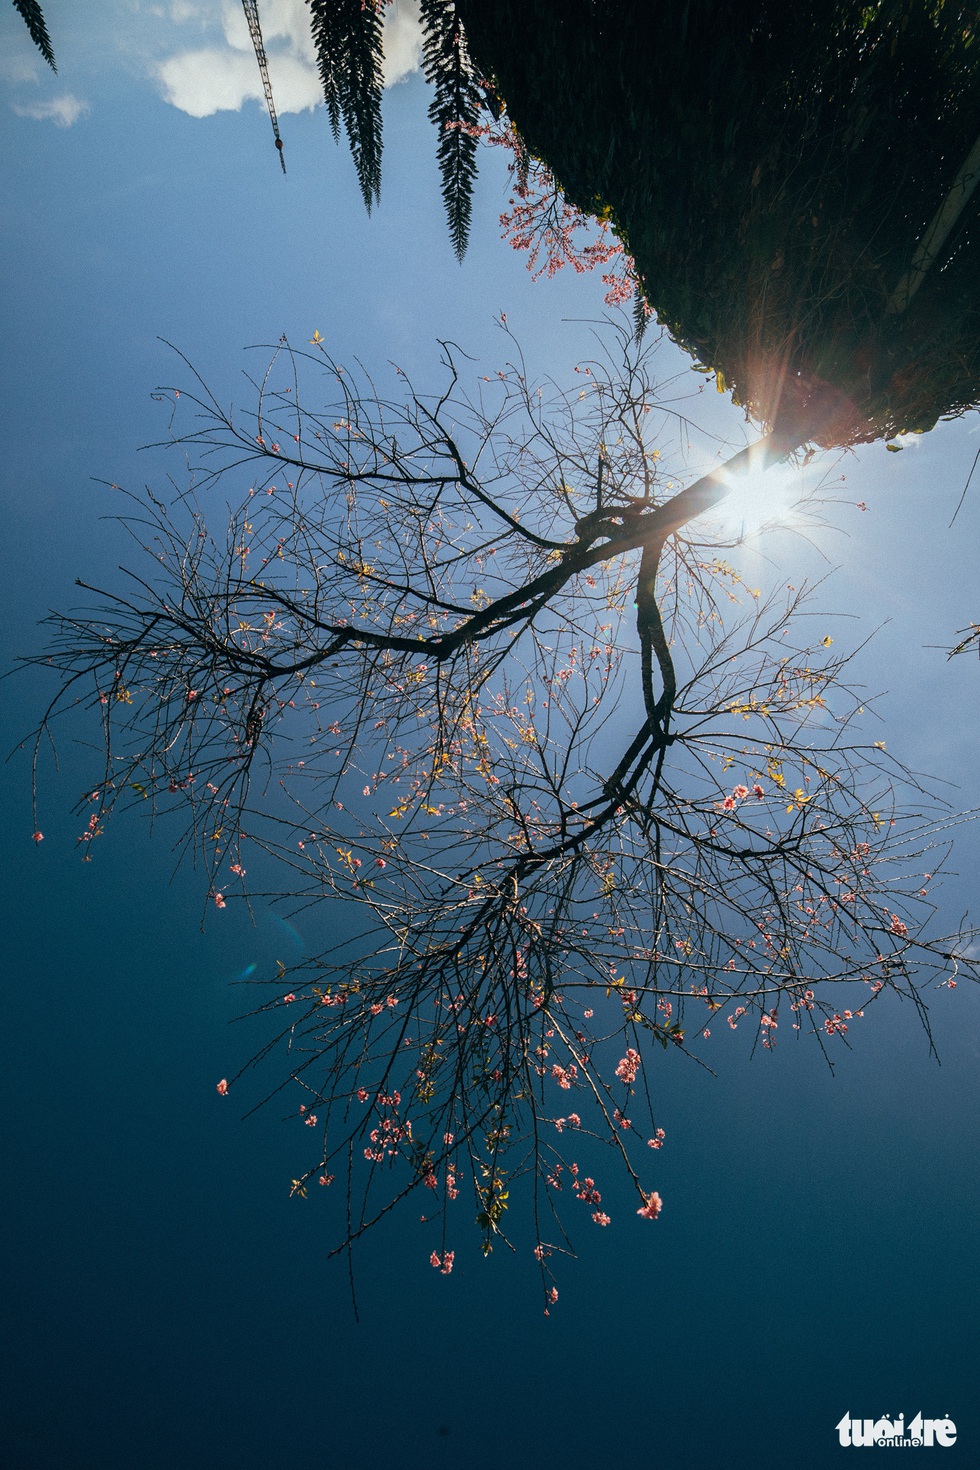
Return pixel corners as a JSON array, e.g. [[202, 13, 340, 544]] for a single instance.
[[28, 323, 977, 1302]]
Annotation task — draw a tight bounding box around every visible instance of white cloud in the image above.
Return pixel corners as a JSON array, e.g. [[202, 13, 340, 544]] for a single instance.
[[0, 53, 41, 84], [155, 0, 422, 119], [13, 94, 90, 127], [158, 46, 319, 116], [382, 0, 424, 87]]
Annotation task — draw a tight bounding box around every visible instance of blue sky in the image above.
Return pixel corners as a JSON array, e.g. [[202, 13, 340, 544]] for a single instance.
[[2, 4, 979, 1467]]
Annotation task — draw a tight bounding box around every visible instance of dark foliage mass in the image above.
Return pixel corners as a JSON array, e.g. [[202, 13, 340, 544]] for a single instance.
[[456, 0, 980, 448]]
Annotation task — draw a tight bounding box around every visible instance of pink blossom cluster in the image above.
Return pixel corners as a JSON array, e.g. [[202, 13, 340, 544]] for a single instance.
[[573, 1176, 602, 1207], [364, 1111, 412, 1163], [636, 1190, 663, 1220], [614, 1047, 641, 1085], [429, 1251, 454, 1275]]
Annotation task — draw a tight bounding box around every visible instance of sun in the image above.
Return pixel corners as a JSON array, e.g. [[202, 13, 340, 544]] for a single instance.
[[707, 454, 823, 542]]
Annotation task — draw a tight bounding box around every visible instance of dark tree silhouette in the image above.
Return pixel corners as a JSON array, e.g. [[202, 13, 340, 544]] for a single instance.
[[455, 0, 980, 447]]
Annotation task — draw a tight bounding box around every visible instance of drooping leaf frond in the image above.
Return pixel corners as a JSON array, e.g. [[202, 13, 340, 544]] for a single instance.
[[420, 0, 484, 260], [309, 0, 385, 211], [308, 0, 342, 141], [12, 0, 56, 71]]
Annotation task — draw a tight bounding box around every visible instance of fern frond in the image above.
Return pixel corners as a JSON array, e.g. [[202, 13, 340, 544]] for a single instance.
[[420, 0, 484, 260], [12, 0, 56, 71], [309, 0, 385, 210]]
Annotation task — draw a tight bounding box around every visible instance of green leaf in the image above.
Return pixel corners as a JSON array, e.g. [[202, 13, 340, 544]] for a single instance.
[[12, 1, 56, 71]]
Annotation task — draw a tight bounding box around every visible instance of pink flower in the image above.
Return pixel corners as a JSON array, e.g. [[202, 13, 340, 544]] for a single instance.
[[592, 1211, 611, 1227], [31, 831, 44, 843], [216, 1079, 229, 1096], [375, 858, 386, 868], [732, 785, 748, 800], [753, 783, 765, 799], [721, 795, 736, 811], [213, 892, 226, 909], [566, 1113, 581, 1128], [614, 1048, 640, 1084], [889, 914, 908, 938], [282, 992, 296, 1004], [636, 1190, 663, 1220]]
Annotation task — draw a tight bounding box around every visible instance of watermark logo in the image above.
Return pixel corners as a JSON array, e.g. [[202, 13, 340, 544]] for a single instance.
[[836, 1414, 957, 1449]]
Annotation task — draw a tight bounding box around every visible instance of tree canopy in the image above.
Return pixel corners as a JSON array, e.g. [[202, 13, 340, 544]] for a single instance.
[[456, 0, 980, 447], [29, 326, 977, 1281]]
